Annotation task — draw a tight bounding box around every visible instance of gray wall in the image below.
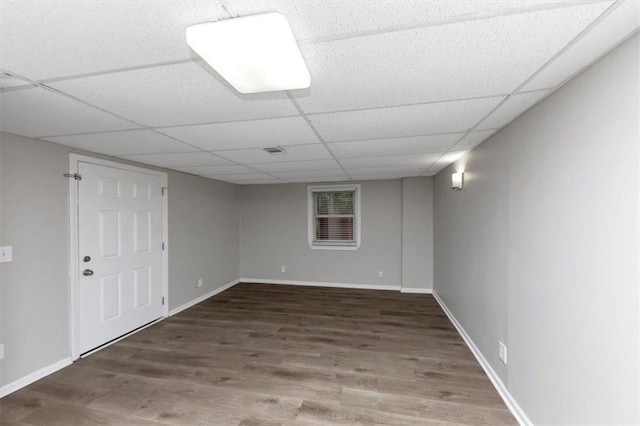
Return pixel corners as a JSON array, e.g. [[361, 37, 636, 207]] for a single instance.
[[0, 135, 71, 388], [401, 177, 433, 290], [168, 172, 238, 310], [239, 180, 404, 287], [433, 34, 639, 424], [0, 132, 239, 387]]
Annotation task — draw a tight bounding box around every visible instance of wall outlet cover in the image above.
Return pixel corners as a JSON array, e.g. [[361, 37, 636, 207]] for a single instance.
[[195, 278, 203, 288], [378, 271, 384, 278], [499, 341, 507, 364], [281, 265, 286, 273], [0, 246, 13, 263]]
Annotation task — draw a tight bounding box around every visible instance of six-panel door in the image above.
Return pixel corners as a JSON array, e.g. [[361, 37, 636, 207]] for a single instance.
[[77, 162, 164, 355]]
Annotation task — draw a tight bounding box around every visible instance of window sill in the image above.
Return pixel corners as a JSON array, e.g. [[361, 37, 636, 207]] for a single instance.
[[309, 243, 360, 251]]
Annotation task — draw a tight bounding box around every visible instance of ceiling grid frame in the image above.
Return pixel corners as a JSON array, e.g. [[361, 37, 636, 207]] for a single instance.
[[422, 0, 625, 174], [1, 0, 636, 184]]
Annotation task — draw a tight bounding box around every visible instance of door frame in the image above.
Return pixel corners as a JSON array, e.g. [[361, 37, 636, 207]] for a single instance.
[[68, 154, 169, 360]]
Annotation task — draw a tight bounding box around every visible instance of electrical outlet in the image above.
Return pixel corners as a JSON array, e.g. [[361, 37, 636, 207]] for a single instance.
[[378, 271, 384, 278], [195, 278, 203, 288], [281, 265, 286, 273], [0, 344, 4, 360], [498, 341, 507, 364], [0, 246, 13, 263]]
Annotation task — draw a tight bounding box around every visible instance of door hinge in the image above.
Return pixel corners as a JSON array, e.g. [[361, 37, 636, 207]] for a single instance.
[[161, 187, 166, 196], [162, 296, 165, 305], [64, 173, 82, 181], [161, 242, 165, 250]]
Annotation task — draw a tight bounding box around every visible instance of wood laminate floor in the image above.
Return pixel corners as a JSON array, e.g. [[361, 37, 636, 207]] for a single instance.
[[1, 283, 515, 425]]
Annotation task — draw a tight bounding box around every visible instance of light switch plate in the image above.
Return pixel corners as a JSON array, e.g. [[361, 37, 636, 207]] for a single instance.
[[0, 246, 12, 263]]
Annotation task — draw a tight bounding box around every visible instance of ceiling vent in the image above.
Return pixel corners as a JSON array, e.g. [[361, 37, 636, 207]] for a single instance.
[[263, 146, 286, 155]]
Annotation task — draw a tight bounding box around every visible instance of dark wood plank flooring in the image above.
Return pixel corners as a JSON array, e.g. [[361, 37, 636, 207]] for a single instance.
[[1, 283, 515, 425]]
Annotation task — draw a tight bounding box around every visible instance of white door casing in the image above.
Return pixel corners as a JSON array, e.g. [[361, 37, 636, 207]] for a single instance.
[[69, 155, 168, 357]]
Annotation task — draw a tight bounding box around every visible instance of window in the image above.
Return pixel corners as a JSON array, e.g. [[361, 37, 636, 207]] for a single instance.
[[308, 184, 361, 250]]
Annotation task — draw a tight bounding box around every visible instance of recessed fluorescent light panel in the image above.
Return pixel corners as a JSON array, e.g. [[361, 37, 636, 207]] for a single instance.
[[186, 12, 310, 94]]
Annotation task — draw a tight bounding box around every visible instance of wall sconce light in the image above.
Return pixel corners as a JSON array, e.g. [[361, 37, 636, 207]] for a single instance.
[[452, 172, 464, 190]]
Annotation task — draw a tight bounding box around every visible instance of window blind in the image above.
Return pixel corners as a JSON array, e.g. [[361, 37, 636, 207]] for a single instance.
[[313, 190, 355, 245]]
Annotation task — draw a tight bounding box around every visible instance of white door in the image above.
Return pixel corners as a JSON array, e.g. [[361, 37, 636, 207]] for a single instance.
[[77, 161, 164, 354]]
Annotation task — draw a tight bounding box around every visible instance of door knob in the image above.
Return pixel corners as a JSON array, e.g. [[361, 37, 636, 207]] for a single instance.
[[83, 256, 91, 262], [82, 269, 94, 276]]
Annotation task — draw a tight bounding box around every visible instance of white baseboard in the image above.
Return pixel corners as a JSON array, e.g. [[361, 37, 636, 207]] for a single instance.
[[0, 357, 72, 398], [400, 287, 433, 294], [169, 279, 240, 316], [241, 278, 401, 291], [432, 290, 532, 426]]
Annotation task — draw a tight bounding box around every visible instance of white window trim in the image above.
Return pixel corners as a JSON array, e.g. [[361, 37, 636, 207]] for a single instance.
[[307, 184, 361, 251]]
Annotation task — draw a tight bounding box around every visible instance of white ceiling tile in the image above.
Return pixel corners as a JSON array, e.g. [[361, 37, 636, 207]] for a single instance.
[[0, 1, 228, 80], [272, 169, 348, 179], [340, 153, 440, 169], [46, 130, 196, 156], [352, 172, 423, 181], [294, 3, 609, 113], [347, 165, 431, 176], [0, 87, 138, 138], [216, 175, 286, 185], [428, 151, 469, 172], [223, 1, 561, 41], [285, 175, 351, 183], [175, 165, 259, 176], [310, 97, 504, 142], [328, 133, 462, 158], [121, 152, 232, 168], [250, 159, 342, 173], [49, 62, 299, 127], [158, 116, 319, 150], [451, 130, 498, 151], [215, 144, 333, 164], [0, 73, 31, 89], [478, 90, 550, 129], [523, 1, 640, 91]]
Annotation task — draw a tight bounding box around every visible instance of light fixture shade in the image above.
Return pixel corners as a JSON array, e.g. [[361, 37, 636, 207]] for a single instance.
[[452, 172, 464, 190], [186, 12, 311, 94]]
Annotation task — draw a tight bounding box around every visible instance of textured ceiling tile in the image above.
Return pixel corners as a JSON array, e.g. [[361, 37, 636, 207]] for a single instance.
[[50, 62, 299, 127], [158, 116, 319, 151], [121, 152, 233, 168], [347, 165, 431, 176], [351, 172, 424, 181], [285, 175, 351, 183], [175, 165, 259, 175], [0, 1, 228, 80], [0, 73, 30, 89], [0, 87, 138, 138], [427, 151, 469, 172], [216, 175, 286, 185], [215, 144, 333, 164], [523, 1, 640, 90], [223, 1, 562, 41], [46, 130, 196, 156], [478, 90, 550, 129], [327, 133, 462, 158], [340, 153, 440, 169], [272, 169, 348, 179], [310, 97, 504, 142], [250, 159, 342, 173], [294, 3, 609, 113], [451, 129, 498, 151]]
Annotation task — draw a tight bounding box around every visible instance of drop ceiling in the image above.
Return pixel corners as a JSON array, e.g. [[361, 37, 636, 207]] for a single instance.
[[1, 1, 638, 184]]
